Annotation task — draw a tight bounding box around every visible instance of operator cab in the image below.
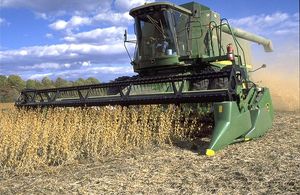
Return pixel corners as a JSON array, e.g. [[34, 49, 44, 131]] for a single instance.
[[129, 2, 192, 72]]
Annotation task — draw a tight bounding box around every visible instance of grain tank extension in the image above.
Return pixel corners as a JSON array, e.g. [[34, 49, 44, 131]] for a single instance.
[[16, 2, 274, 156]]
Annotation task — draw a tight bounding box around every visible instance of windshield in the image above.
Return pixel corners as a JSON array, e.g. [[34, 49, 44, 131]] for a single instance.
[[134, 9, 189, 62]]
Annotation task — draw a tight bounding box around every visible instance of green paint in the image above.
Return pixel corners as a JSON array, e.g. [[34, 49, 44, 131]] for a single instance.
[[130, 2, 272, 74], [208, 88, 274, 153], [209, 101, 252, 151]]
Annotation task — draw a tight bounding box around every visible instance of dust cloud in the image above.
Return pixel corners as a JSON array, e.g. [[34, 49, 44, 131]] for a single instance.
[[249, 36, 299, 112], [251, 69, 299, 112]]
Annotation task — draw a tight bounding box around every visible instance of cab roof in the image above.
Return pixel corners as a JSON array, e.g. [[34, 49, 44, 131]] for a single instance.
[[129, 2, 192, 17]]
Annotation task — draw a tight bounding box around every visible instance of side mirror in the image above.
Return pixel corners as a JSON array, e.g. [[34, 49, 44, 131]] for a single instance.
[[123, 30, 137, 63], [249, 64, 267, 73], [124, 30, 128, 42]]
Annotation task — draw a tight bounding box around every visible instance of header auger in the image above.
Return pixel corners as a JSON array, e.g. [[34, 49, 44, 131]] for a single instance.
[[16, 2, 274, 156]]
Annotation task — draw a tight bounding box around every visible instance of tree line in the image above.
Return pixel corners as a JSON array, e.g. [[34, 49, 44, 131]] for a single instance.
[[0, 75, 100, 102]]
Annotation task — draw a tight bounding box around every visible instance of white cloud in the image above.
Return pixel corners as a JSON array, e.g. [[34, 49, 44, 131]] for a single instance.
[[35, 12, 49, 20], [230, 12, 288, 27], [52, 66, 134, 80], [45, 33, 53, 38], [1, 43, 125, 58], [115, 0, 155, 11], [0, 41, 135, 81], [82, 61, 91, 67], [29, 73, 53, 80], [25, 65, 134, 81], [63, 27, 127, 44], [19, 50, 28, 56], [0, 43, 134, 69], [69, 16, 91, 27], [0, 17, 9, 26], [49, 16, 92, 31], [0, 18, 5, 24], [0, 0, 111, 14], [83, 66, 133, 74], [49, 19, 68, 30], [49, 11, 132, 32], [21, 62, 61, 70], [230, 12, 299, 36], [64, 63, 71, 68], [0, 0, 145, 81], [25, 62, 72, 70], [93, 11, 133, 26]]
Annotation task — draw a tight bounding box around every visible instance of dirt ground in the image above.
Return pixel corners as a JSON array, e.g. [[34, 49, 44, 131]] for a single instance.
[[0, 111, 299, 195]]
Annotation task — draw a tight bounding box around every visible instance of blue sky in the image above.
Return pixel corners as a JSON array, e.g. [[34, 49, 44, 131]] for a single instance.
[[0, 0, 299, 82]]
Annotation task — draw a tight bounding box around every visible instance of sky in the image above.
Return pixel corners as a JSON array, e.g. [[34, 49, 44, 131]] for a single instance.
[[0, 0, 299, 82]]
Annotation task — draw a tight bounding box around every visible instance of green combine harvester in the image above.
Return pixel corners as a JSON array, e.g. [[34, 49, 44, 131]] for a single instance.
[[16, 2, 274, 156]]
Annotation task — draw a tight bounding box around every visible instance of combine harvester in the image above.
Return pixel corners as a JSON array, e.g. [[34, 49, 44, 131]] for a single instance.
[[16, 2, 274, 156]]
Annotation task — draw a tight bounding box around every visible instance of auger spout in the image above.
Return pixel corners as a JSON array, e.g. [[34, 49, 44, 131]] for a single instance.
[[222, 26, 273, 52]]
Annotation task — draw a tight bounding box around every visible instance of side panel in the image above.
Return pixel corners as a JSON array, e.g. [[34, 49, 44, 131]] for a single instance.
[[245, 88, 274, 138], [181, 3, 219, 58], [208, 101, 252, 152], [181, 2, 252, 68]]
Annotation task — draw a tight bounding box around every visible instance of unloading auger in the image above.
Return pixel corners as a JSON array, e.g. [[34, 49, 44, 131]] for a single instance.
[[16, 2, 274, 156]]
